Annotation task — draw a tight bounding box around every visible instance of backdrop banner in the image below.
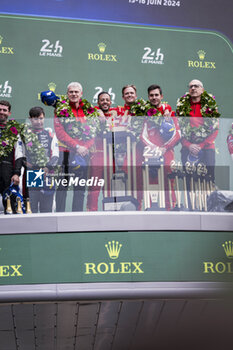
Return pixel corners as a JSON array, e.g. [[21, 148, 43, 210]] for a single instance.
[[0, 230, 233, 285]]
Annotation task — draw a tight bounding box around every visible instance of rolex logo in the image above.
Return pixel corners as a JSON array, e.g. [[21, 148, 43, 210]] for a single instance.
[[98, 42, 106, 53], [0, 36, 14, 55], [105, 241, 122, 259], [222, 241, 233, 259], [197, 50, 206, 60], [85, 240, 143, 275], [203, 240, 233, 274], [48, 82, 56, 92], [188, 50, 215, 69], [88, 43, 117, 62]]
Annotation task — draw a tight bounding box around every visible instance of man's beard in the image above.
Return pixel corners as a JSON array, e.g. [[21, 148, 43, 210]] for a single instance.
[[0, 115, 7, 124], [101, 106, 109, 112]]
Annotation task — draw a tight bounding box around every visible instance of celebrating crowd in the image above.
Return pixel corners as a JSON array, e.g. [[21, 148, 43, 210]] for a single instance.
[[0, 79, 228, 214]]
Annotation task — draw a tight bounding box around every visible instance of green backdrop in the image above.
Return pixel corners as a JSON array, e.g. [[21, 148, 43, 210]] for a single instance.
[[0, 14, 232, 118]]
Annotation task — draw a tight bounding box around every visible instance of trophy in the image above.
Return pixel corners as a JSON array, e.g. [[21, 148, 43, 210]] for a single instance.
[[196, 164, 203, 211], [170, 160, 182, 210], [182, 165, 189, 210], [168, 172, 174, 210], [200, 164, 208, 211], [185, 161, 196, 211], [196, 163, 208, 211], [102, 129, 139, 211], [209, 174, 215, 193], [206, 174, 211, 197], [206, 172, 215, 198], [142, 146, 165, 210]]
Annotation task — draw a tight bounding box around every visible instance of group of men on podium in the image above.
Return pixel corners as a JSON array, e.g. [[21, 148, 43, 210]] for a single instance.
[[0, 79, 225, 213]]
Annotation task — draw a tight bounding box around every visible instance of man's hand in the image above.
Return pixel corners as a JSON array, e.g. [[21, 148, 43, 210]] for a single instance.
[[189, 143, 201, 155], [11, 174, 20, 185], [76, 145, 89, 157]]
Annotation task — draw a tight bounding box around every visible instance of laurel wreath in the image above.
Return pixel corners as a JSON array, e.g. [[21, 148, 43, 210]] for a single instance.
[[176, 91, 220, 143], [55, 96, 101, 141], [22, 124, 49, 168], [129, 99, 165, 140], [176, 90, 220, 118], [0, 120, 23, 159]]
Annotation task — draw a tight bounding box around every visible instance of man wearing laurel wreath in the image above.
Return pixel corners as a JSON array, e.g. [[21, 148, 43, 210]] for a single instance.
[[176, 79, 220, 182], [54, 82, 94, 212], [140, 85, 181, 209], [142, 85, 180, 154], [0, 100, 24, 213], [118, 84, 146, 209], [86, 91, 117, 211]]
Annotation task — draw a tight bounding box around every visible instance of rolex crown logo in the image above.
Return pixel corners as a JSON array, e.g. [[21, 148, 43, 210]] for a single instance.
[[222, 241, 233, 259], [105, 241, 122, 259], [0, 35, 3, 45], [48, 82, 56, 92], [197, 50, 206, 60], [98, 43, 106, 53]]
